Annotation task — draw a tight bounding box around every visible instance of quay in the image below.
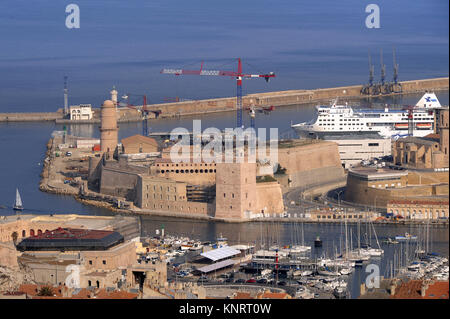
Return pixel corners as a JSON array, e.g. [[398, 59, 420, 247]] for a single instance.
[[0, 77, 448, 123]]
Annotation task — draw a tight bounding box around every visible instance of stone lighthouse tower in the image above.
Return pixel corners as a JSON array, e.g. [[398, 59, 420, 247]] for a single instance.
[[100, 100, 118, 158], [110, 86, 118, 106]]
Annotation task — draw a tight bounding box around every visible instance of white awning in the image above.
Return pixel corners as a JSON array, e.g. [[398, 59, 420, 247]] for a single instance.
[[197, 259, 236, 273], [200, 246, 241, 262]]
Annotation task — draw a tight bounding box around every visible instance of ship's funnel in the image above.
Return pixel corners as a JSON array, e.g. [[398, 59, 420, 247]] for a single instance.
[[415, 92, 442, 108]]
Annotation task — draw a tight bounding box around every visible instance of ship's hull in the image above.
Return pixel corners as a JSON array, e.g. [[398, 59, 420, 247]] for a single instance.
[[292, 124, 434, 139]]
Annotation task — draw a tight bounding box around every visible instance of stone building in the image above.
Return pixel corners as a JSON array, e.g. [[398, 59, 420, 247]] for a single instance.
[[387, 199, 449, 220], [150, 158, 216, 186], [393, 136, 444, 169], [136, 176, 187, 208], [393, 108, 449, 169], [15, 227, 137, 289], [121, 135, 159, 154], [436, 107, 449, 166]]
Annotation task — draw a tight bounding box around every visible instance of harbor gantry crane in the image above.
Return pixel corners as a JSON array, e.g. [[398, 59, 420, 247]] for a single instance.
[[118, 93, 161, 136], [161, 58, 275, 128]]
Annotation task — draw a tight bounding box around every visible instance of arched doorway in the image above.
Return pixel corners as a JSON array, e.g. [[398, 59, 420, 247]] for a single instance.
[[30, 229, 35, 236]]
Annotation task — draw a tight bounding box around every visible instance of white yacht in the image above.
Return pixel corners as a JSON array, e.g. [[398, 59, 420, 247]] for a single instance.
[[291, 93, 443, 139]]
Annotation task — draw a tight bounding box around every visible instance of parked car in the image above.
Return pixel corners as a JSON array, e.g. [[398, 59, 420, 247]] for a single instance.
[[257, 278, 268, 284], [246, 278, 256, 283], [65, 151, 72, 156], [225, 278, 234, 283], [234, 279, 246, 284], [277, 281, 287, 286]]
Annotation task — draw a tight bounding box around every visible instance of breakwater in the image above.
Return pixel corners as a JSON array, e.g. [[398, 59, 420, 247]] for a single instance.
[[2, 77, 448, 123]]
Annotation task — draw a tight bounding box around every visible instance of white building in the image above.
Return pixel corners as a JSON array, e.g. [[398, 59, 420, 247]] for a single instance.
[[324, 135, 392, 169], [69, 104, 94, 120]]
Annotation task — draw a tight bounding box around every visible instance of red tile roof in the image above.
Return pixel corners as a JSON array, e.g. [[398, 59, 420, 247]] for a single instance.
[[392, 280, 449, 299], [29, 227, 116, 240]]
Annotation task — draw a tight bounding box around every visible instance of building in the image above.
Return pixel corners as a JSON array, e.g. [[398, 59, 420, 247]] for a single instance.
[[215, 162, 257, 220], [393, 107, 449, 169], [69, 104, 94, 120], [387, 199, 449, 220], [100, 100, 118, 158], [135, 175, 213, 216], [16, 227, 137, 288], [76, 138, 100, 149], [305, 209, 379, 222], [324, 135, 391, 169], [16, 227, 124, 252], [121, 135, 159, 154], [391, 280, 449, 299], [393, 135, 445, 169], [345, 167, 448, 209]]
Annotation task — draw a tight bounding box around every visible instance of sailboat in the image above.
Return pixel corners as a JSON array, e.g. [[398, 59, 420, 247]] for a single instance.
[[13, 188, 23, 211]]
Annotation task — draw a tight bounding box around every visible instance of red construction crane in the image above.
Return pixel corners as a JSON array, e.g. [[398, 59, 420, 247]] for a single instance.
[[161, 58, 275, 128], [118, 93, 161, 136]]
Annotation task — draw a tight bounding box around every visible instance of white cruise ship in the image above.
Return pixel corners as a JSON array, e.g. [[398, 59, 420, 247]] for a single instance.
[[291, 93, 443, 139]]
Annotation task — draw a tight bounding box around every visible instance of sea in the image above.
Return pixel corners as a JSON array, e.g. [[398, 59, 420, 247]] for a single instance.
[[0, 0, 448, 299]]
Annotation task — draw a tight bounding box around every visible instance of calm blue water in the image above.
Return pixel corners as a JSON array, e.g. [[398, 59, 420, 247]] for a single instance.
[[0, 0, 448, 112], [0, 1, 448, 298]]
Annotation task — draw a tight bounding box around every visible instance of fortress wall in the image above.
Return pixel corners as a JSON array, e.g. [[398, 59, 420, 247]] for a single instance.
[[407, 171, 449, 185], [0, 112, 63, 122], [277, 141, 345, 188], [345, 173, 448, 207], [140, 200, 213, 217], [99, 161, 148, 199], [255, 182, 285, 214]]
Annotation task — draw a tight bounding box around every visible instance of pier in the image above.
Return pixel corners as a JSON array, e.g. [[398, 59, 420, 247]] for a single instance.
[[1, 77, 448, 123]]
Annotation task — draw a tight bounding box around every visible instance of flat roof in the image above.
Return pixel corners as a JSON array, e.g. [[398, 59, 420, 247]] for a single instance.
[[197, 259, 236, 273], [16, 227, 124, 252], [200, 246, 241, 262], [349, 167, 408, 180]]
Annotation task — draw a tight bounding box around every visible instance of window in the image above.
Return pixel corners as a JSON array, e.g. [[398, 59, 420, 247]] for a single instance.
[[89, 260, 92, 265], [368, 143, 379, 147], [102, 260, 106, 265]]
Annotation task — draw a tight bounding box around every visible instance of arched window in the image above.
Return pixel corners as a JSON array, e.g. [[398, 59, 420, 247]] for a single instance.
[[22, 230, 26, 237], [30, 229, 35, 236]]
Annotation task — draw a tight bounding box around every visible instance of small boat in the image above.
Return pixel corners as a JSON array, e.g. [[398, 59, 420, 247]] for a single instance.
[[382, 238, 399, 245], [395, 233, 418, 241], [13, 188, 23, 211], [333, 286, 347, 299], [314, 236, 322, 248], [340, 268, 353, 276]]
